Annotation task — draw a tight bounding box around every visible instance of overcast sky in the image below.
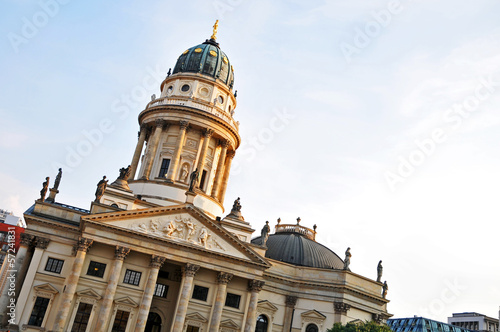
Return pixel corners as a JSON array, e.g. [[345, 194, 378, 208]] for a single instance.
[[1, 0, 499, 322]]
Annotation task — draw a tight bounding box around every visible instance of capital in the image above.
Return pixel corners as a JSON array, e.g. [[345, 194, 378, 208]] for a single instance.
[[74, 237, 93, 253], [154, 119, 166, 127], [19, 233, 34, 247], [219, 139, 230, 148], [372, 314, 382, 324], [216, 272, 233, 285], [34, 237, 50, 250], [226, 151, 236, 159], [179, 120, 189, 130], [150, 255, 167, 268], [334, 302, 351, 314], [248, 280, 265, 292], [183, 263, 200, 277], [203, 128, 214, 138], [115, 246, 130, 260], [285, 295, 298, 308]]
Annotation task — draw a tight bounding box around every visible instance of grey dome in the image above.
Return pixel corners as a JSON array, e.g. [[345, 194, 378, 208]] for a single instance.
[[251, 232, 344, 269]]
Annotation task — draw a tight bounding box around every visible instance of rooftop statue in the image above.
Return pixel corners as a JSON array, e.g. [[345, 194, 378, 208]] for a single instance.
[[188, 168, 199, 192], [40, 177, 49, 201], [382, 281, 388, 298], [211, 19, 219, 40], [343, 247, 351, 271], [377, 260, 383, 283], [232, 197, 242, 212], [95, 176, 108, 202], [118, 165, 132, 181], [52, 168, 62, 190], [260, 221, 270, 246]]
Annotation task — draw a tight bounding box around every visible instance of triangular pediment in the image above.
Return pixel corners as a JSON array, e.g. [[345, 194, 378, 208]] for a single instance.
[[220, 319, 239, 329], [82, 204, 269, 267], [257, 300, 278, 313], [114, 296, 138, 307], [77, 288, 101, 300], [185, 312, 208, 322], [301, 309, 326, 320], [34, 283, 58, 294]]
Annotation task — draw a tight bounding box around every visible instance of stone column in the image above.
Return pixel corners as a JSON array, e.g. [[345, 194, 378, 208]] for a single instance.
[[15, 236, 50, 325], [282, 295, 297, 332], [130, 124, 148, 180], [209, 272, 233, 332], [134, 255, 166, 332], [333, 302, 351, 324], [94, 246, 130, 332], [210, 140, 229, 198], [218, 151, 235, 203], [52, 237, 93, 332], [195, 129, 214, 186], [243, 280, 265, 332], [141, 119, 165, 180], [166, 121, 189, 182], [172, 263, 200, 332]]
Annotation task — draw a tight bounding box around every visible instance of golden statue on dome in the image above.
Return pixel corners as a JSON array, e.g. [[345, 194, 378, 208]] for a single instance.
[[211, 19, 219, 40]]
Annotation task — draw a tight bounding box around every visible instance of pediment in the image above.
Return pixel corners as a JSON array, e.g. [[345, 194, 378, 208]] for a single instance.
[[34, 283, 58, 294], [301, 310, 326, 320], [82, 204, 269, 266], [77, 288, 101, 300], [220, 319, 239, 329], [114, 296, 138, 307], [257, 300, 278, 313], [185, 312, 208, 322]]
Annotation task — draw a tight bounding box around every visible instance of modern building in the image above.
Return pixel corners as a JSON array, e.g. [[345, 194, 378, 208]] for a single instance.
[[448, 313, 499, 332], [388, 317, 474, 332], [0, 221, 25, 267], [0, 24, 391, 332], [0, 209, 25, 228]]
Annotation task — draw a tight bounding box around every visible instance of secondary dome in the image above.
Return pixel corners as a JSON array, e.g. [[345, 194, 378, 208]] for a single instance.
[[251, 221, 344, 269], [172, 39, 234, 89]]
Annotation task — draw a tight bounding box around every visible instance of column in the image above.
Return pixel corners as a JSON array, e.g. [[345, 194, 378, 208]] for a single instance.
[[166, 121, 189, 182], [94, 246, 130, 332], [243, 280, 265, 332], [134, 255, 166, 332], [282, 295, 297, 332], [209, 272, 233, 332], [15, 236, 50, 325], [333, 302, 351, 324], [130, 124, 148, 180], [195, 129, 214, 183], [172, 263, 200, 332], [52, 237, 93, 331], [218, 151, 235, 203], [210, 140, 229, 198], [141, 119, 165, 180]]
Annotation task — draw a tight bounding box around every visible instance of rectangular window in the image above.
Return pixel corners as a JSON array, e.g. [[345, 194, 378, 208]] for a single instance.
[[123, 269, 142, 286], [111, 310, 130, 332], [225, 293, 241, 309], [187, 326, 200, 332], [192, 285, 209, 301], [154, 283, 169, 298], [199, 169, 208, 190], [71, 302, 93, 332], [158, 159, 171, 178], [87, 261, 106, 278], [45, 257, 64, 274], [1, 243, 8, 251], [28, 297, 50, 327]]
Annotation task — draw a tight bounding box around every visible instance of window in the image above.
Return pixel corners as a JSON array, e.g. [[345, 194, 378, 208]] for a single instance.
[[87, 261, 106, 278], [199, 170, 208, 190], [45, 257, 64, 274], [158, 159, 170, 178], [255, 315, 268, 332], [71, 302, 93, 332], [225, 293, 241, 309], [306, 324, 319, 332], [111, 310, 130, 332], [123, 269, 142, 286], [154, 283, 169, 298], [192, 285, 209, 301], [0, 232, 6, 241], [28, 297, 50, 327], [1, 244, 8, 251], [181, 84, 190, 92], [145, 312, 162, 332], [187, 326, 200, 332]]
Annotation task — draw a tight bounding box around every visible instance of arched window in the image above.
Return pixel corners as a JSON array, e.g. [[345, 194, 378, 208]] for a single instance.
[[145, 312, 162, 332], [255, 315, 268, 332], [306, 323, 319, 332]]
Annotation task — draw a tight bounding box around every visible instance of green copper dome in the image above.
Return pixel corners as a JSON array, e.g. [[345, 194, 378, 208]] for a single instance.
[[172, 39, 234, 89]]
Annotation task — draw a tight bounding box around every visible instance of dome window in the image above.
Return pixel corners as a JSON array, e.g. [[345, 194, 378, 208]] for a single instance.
[[181, 84, 190, 92], [166, 86, 173, 95], [218, 96, 224, 104]]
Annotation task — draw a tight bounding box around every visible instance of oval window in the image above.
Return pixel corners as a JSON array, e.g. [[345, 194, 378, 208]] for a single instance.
[[166, 86, 173, 94], [181, 84, 190, 92], [218, 95, 224, 104]]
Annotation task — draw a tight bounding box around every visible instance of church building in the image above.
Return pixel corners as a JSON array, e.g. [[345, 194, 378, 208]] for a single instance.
[[0, 22, 391, 332]]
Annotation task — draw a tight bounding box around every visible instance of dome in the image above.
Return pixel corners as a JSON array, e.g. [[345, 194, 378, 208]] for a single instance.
[[251, 224, 344, 269], [172, 39, 234, 89]]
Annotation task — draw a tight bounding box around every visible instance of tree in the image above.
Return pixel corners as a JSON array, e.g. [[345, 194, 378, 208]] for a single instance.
[[327, 321, 393, 332]]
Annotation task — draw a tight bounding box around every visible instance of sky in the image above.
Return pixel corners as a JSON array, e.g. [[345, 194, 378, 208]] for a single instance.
[[1, 0, 499, 322]]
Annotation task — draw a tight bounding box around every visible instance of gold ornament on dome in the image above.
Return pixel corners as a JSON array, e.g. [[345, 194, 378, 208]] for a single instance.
[[182, 49, 189, 55], [211, 19, 219, 40], [194, 48, 202, 53], [231, 65, 234, 71], [209, 50, 217, 57], [223, 56, 228, 64]]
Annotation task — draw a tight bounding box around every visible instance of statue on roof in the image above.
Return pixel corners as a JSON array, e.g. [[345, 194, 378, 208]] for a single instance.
[[95, 176, 108, 202], [118, 165, 132, 181], [40, 177, 49, 201], [52, 168, 62, 190], [343, 247, 351, 271], [232, 197, 242, 212], [260, 221, 270, 246], [377, 260, 383, 283], [188, 168, 199, 192], [211, 19, 219, 40], [382, 281, 388, 298]]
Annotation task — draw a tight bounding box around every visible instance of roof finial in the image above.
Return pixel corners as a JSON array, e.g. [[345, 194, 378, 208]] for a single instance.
[[211, 19, 219, 40]]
